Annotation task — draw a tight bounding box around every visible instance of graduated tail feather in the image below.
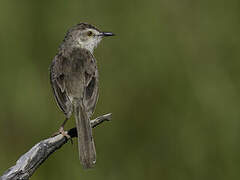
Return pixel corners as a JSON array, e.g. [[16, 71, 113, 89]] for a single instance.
[[74, 102, 96, 168]]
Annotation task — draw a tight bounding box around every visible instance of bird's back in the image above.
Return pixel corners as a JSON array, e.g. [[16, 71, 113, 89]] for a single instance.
[[50, 47, 99, 118]]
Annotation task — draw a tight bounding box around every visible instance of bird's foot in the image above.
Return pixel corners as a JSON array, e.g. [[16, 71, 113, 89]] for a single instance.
[[59, 126, 71, 138], [51, 127, 73, 144]]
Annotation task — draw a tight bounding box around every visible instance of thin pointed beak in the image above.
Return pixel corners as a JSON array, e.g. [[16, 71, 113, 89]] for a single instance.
[[98, 32, 115, 37]]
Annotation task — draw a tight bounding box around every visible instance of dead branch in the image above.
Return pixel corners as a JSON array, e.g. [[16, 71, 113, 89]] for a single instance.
[[0, 113, 112, 180]]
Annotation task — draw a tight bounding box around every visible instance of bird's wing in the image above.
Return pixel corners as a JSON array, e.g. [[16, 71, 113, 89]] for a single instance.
[[50, 55, 73, 118]]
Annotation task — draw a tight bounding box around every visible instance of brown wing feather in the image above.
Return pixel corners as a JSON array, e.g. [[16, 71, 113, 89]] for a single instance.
[[50, 57, 73, 118]]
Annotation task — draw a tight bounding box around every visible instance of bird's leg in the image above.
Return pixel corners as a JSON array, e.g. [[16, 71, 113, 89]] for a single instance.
[[52, 118, 73, 144], [58, 118, 71, 139]]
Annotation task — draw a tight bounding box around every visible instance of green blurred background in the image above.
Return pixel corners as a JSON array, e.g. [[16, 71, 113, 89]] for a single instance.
[[1, 0, 240, 179]]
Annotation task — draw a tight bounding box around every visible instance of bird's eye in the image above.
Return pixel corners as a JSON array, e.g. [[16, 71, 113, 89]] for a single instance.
[[87, 31, 93, 36]]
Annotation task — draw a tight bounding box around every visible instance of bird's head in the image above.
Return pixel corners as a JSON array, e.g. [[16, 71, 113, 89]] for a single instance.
[[64, 23, 114, 53]]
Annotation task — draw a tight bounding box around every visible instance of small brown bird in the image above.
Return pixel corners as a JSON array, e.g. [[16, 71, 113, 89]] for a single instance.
[[50, 23, 114, 168]]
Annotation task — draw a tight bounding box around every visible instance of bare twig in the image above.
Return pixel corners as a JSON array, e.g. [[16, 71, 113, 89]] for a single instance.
[[0, 113, 112, 180]]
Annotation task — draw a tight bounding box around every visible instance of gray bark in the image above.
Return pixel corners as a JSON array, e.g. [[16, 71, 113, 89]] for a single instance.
[[0, 113, 112, 180]]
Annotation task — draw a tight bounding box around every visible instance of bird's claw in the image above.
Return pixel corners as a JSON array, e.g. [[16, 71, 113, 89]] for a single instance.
[[59, 127, 73, 144], [51, 127, 73, 144]]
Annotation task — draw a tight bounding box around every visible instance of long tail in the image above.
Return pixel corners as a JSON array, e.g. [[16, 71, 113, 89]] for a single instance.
[[74, 101, 96, 169]]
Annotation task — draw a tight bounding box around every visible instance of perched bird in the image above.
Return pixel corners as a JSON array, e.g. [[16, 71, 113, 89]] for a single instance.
[[50, 23, 114, 168]]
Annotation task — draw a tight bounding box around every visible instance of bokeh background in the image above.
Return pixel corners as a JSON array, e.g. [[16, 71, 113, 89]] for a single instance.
[[0, 0, 240, 179]]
